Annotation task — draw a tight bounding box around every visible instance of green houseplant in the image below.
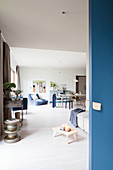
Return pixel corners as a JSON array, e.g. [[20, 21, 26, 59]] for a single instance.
[[3, 82, 16, 100], [50, 82, 56, 90], [50, 82, 56, 87], [13, 90, 22, 100]]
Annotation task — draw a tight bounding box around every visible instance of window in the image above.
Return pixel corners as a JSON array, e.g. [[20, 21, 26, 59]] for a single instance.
[[11, 69, 15, 83]]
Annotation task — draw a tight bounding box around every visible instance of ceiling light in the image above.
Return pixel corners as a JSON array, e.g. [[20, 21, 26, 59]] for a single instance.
[[62, 11, 66, 15], [73, 79, 79, 82]]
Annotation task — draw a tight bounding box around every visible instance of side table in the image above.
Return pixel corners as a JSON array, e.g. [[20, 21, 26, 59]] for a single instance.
[[4, 119, 21, 143], [4, 99, 23, 126]]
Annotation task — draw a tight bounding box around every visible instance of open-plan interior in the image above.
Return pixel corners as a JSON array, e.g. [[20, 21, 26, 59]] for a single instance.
[[2, 0, 113, 170], [0, 44, 89, 170], [0, 1, 89, 170]]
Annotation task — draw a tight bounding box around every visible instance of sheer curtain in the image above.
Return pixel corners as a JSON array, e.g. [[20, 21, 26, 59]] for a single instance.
[[16, 65, 21, 90]]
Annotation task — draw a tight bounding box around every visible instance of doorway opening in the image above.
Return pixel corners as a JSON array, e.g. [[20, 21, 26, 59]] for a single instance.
[[0, 0, 89, 169]]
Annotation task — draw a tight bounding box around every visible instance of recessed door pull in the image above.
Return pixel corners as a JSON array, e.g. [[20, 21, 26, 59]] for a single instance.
[[92, 102, 101, 111]]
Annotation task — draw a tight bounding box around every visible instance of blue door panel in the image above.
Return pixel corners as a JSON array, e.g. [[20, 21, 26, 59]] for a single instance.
[[89, 0, 113, 169]]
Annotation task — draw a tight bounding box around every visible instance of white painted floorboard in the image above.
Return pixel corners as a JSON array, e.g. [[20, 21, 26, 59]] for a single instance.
[[0, 105, 88, 170]]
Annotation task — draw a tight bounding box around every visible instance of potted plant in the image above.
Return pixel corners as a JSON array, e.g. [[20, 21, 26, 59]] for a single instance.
[[3, 82, 16, 100], [50, 82, 56, 90], [13, 90, 22, 100]]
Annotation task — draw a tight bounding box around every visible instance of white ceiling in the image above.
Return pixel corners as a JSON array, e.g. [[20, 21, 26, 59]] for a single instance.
[[0, 0, 87, 52], [11, 47, 86, 69]]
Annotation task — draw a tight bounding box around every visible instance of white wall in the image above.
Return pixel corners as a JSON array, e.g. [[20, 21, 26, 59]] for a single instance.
[[86, 52, 89, 101], [10, 54, 17, 72], [20, 67, 86, 101], [86, 0, 89, 101]]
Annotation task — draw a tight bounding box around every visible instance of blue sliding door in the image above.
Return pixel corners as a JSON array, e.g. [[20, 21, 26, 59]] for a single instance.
[[89, 0, 113, 170]]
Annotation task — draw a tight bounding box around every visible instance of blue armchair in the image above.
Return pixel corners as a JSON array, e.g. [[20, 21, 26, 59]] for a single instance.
[[28, 94, 48, 106], [11, 98, 28, 114]]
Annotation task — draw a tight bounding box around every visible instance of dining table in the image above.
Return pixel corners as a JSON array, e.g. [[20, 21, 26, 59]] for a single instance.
[[59, 93, 86, 109]]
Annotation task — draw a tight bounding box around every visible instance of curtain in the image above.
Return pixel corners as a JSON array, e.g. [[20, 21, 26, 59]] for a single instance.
[[3, 42, 11, 120], [3, 42, 11, 83], [16, 65, 21, 90], [0, 32, 3, 136]]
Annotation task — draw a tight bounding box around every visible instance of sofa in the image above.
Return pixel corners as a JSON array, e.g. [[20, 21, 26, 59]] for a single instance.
[[28, 93, 48, 106], [77, 110, 89, 133]]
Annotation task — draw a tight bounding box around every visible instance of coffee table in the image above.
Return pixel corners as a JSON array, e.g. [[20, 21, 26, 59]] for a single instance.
[[52, 126, 77, 144]]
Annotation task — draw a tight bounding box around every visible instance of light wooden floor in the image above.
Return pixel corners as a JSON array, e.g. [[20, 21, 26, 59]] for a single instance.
[[0, 105, 88, 170]]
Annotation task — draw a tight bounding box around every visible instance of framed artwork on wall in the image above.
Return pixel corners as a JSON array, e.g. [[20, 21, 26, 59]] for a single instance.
[[33, 80, 46, 93]]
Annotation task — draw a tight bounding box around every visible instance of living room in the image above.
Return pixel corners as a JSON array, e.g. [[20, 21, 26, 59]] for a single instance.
[[11, 47, 86, 102], [10, 47, 88, 169], [0, 0, 89, 170], [1, 0, 113, 169]]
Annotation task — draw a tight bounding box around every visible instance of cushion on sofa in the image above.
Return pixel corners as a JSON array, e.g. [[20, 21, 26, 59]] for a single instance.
[[31, 94, 38, 100]]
